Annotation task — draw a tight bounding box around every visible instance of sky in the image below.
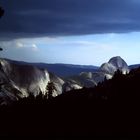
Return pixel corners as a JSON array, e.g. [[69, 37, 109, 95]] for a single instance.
[[0, 0, 140, 66]]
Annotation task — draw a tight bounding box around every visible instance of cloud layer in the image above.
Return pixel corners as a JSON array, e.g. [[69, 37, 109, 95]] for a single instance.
[[0, 0, 140, 39]]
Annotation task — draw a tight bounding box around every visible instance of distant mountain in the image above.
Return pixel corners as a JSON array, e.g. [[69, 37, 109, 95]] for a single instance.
[[64, 56, 130, 91], [100, 56, 129, 74], [129, 64, 140, 69], [3, 58, 99, 77], [31, 63, 99, 77]]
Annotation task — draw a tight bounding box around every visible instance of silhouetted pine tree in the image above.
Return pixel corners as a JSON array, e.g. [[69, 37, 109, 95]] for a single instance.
[[46, 82, 56, 99]]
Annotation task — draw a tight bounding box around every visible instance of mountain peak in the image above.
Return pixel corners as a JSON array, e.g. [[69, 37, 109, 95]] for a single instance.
[[100, 56, 129, 74], [109, 56, 126, 67], [109, 56, 122, 59], [108, 56, 124, 63]]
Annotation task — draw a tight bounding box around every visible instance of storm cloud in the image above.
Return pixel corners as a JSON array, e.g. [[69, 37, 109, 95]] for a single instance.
[[1, 0, 140, 39]]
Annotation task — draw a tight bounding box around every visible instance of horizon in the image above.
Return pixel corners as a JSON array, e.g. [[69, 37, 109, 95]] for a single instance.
[[0, 55, 139, 67], [1, 0, 140, 66]]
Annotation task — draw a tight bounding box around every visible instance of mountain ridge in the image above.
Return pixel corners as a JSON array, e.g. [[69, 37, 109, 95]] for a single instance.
[[1, 58, 99, 77], [0, 56, 130, 104]]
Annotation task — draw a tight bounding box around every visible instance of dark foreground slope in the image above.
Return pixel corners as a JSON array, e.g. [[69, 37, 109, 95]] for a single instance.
[[0, 68, 140, 137]]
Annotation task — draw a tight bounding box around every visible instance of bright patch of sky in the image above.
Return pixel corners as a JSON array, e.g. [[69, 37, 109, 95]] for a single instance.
[[0, 32, 140, 66]]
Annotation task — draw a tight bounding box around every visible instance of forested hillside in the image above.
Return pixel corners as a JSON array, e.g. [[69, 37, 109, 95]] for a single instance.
[[0, 68, 140, 137]]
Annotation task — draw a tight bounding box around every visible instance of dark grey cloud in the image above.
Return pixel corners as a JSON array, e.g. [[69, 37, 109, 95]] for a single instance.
[[0, 0, 140, 39]]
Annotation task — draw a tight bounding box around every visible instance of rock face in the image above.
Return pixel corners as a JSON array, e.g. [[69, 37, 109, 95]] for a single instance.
[[63, 72, 97, 91], [100, 63, 117, 75], [0, 59, 50, 96], [62, 79, 82, 92], [100, 56, 129, 74], [49, 72, 65, 96], [0, 59, 64, 104]]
